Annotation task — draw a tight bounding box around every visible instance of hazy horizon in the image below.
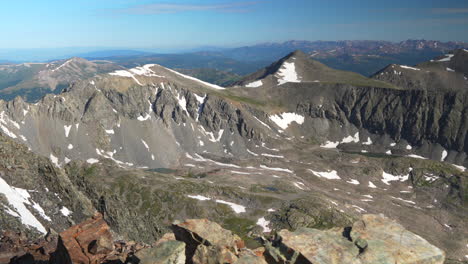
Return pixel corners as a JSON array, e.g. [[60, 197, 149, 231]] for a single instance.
[[1, 0, 468, 49]]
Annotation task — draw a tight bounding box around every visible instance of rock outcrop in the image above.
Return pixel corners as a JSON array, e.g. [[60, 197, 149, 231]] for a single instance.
[[271, 214, 445, 264], [50, 212, 114, 264]]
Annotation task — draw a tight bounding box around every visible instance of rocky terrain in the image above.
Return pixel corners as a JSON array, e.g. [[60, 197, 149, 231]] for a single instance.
[[0, 213, 447, 264], [0, 50, 467, 262]]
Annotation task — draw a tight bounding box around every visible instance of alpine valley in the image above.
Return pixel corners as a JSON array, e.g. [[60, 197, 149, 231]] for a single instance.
[[0, 45, 468, 263]]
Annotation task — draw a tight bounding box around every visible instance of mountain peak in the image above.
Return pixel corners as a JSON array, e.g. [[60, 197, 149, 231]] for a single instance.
[[233, 49, 391, 89]]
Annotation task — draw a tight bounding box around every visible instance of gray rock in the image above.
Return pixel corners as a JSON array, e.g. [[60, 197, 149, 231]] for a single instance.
[[134, 240, 186, 264]]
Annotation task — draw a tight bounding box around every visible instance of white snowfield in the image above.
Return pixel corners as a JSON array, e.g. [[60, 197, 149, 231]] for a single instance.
[[309, 169, 341, 180], [276, 61, 301, 85], [109, 69, 144, 85], [269, 112, 305, 130], [0, 177, 47, 234], [164, 66, 225, 90], [245, 80, 263, 88]]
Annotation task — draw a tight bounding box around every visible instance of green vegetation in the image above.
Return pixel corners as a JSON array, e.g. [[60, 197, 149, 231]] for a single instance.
[[222, 217, 261, 248]]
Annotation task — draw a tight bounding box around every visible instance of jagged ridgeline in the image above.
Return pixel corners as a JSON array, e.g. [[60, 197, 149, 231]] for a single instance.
[[0, 50, 467, 262]]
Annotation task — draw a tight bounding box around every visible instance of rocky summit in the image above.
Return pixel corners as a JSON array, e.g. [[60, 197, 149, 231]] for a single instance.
[[0, 49, 467, 263], [0, 213, 446, 264]]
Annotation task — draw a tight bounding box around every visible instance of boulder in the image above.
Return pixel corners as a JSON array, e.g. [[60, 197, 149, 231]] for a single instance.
[[133, 240, 186, 264], [235, 249, 268, 264], [192, 244, 238, 264], [0, 230, 56, 264], [50, 212, 114, 264], [269, 214, 446, 264], [276, 227, 361, 264], [172, 219, 244, 262], [351, 214, 446, 264]]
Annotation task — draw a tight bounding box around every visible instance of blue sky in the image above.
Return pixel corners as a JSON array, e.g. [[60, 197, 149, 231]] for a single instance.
[[0, 0, 467, 49]]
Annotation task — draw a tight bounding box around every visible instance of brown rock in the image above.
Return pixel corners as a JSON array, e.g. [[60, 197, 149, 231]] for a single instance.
[[50, 212, 114, 264]]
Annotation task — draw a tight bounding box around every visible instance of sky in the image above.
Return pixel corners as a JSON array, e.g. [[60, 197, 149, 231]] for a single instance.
[[0, 0, 467, 50]]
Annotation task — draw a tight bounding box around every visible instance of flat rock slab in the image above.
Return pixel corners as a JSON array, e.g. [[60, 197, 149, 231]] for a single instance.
[[277, 228, 360, 264], [351, 214, 446, 264], [173, 219, 242, 249], [135, 240, 186, 264]]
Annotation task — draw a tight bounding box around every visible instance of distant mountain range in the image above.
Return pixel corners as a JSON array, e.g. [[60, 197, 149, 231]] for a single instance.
[[3, 40, 468, 79]]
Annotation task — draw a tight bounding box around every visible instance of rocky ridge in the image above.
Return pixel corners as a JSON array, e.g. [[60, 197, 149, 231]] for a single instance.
[[0, 213, 446, 264]]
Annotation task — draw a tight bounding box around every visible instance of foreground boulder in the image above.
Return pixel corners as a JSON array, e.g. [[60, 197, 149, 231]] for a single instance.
[[350, 214, 446, 264], [50, 212, 114, 264], [133, 240, 186, 264], [172, 219, 245, 263], [271, 214, 445, 264]]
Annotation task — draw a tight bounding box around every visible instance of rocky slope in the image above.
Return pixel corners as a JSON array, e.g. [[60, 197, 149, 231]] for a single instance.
[[372, 49, 468, 91], [0, 213, 447, 264], [0, 52, 467, 261]]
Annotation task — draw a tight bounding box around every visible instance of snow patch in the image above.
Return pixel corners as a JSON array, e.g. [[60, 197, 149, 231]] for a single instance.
[[362, 137, 373, 145], [309, 169, 341, 180], [441, 150, 448, 161], [400, 65, 420, 71], [407, 154, 427, 160], [269, 112, 304, 130], [276, 61, 300, 85], [0, 177, 47, 234], [60, 207, 72, 216], [86, 158, 99, 164], [382, 170, 410, 185], [245, 80, 263, 88], [259, 165, 293, 173], [215, 200, 246, 213], [49, 154, 60, 167], [347, 179, 360, 185], [187, 195, 211, 201], [137, 114, 151, 121], [437, 54, 454, 62], [256, 217, 271, 232], [164, 67, 225, 90]]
